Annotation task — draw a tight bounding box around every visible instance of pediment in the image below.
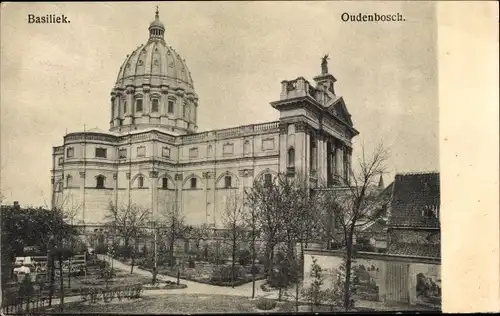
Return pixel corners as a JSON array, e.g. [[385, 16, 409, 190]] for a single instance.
[[326, 97, 353, 126]]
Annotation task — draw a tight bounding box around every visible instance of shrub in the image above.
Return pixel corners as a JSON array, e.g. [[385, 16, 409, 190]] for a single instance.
[[94, 244, 109, 255], [18, 275, 35, 298], [255, 298, 277, 311], [237, 249, 251, 266], [210, 265, 245, 282]]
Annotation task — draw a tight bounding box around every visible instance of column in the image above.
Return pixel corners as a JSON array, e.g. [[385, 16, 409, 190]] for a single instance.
[[335, 142, 342, 179], [203, 172, 214, 224]]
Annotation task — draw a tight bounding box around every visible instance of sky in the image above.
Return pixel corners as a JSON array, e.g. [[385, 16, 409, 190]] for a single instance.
[[0, 2, 438, 206]]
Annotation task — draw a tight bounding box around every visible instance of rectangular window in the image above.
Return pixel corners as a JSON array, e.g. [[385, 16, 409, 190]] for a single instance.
[[162, 178, 168, 189], [137, 146, 146, 157], [66, 147, 74, 158], [189, 148, 198, 159], [119, 148, 127, 159], [136, 99, 143, 112], [262, 138, 275, 151], [95, 148, 107, 158], [168, 100, 174, 114], [58, 157, 63, 166], [183, 100, 187, 119], [190, 177, 197, 189], [151, 99, 159, 112], [223, 143, 234, 155], [162, 147, 170, 158]]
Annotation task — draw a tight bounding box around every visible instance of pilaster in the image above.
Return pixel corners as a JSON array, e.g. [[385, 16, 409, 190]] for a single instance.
[[202, 171, 215, 225], [149, 170, 158, 217], [175, 173, 183, 216]]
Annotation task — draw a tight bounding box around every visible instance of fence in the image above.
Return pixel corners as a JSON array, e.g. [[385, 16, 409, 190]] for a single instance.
[[1, 295, 52, 315]]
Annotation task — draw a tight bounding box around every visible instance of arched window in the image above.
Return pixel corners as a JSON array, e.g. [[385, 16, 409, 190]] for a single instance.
[[168, 99, 175, 114], [151, 98, 159, 113], [162, 178, 168, 189], [190, 177, 197, 189], [138, 176, 144, 188], [136, 99, 143, 112], [224, 176, 232, 188], [287, 147, 295, 168], [66, 175, 73, 187], [96, 175, 105, 189], [264, 174, 272, 187]]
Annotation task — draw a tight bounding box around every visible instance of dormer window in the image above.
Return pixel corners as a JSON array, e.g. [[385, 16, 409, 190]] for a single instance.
[[136, 99, 143, 112], [151, 98, 159, 113]]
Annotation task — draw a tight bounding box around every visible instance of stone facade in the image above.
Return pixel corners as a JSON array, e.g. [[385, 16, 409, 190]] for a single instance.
[[50, 11, 359, 230]]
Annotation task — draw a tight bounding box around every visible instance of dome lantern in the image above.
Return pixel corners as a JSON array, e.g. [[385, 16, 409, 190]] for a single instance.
[[148, 6, 165, 41]]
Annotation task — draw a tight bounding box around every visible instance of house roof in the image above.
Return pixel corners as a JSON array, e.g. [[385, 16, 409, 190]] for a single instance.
[[386, 243, 440, 259], [387, 172, 440, 228]]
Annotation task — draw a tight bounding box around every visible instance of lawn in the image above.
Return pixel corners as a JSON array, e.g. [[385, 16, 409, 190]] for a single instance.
[[44, 294, 295, 314]]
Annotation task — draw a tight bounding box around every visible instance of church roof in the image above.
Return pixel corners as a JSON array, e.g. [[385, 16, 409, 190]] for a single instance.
[[387, 172, 440, 228]]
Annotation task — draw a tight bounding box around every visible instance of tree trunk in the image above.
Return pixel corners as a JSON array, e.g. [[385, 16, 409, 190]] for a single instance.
[[67, 256, 71, 288], [48, 255, 55, 307], [58, 255, 64, 312], [130, 253, 135, 274], [251, 229, 256, 298], [231, 233, 236, 288], [295, 277, 300, 312], [343, 229, 354, 311]]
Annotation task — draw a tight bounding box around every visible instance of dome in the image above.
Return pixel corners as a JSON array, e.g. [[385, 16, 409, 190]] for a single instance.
[[110, 8, 198, 135], [114, 40, 194, 90]]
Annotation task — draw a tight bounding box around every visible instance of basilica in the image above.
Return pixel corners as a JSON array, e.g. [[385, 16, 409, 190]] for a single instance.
[[50, 10, 359, 230]]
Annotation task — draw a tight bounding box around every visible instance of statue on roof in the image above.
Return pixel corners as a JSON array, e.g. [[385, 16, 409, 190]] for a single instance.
[[321, 54, 329, 74]]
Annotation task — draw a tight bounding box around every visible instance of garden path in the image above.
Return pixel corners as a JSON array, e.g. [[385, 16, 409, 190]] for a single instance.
[[96, 254, 270, 298]]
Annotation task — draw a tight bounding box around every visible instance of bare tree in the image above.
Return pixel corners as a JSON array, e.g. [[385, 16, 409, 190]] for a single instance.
[[245, 174, 283, 277], [157, 201, 185, 268], [317, 142, 390, 311], [105, 202, 151, 274], [222, 190, 247, 288], [243, 187, 261, 298]]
